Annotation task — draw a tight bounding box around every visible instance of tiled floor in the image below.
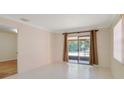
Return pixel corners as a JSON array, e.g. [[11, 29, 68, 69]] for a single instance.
[[5, 63, 113, 79]]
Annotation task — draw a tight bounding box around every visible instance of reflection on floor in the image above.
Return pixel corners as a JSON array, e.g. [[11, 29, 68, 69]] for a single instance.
[[6, 63, 113, 79], [69, 60, 89, 64], [0, 60, 17, 79]]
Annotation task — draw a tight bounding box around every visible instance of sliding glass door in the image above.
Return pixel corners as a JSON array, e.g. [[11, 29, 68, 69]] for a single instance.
[[68, 36, 90, 64], [68, 36, 78, 63], [78, 36, 90, 64]]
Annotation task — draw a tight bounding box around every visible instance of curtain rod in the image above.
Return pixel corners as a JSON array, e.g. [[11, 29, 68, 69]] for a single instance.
[[62, 30, 98, 35]]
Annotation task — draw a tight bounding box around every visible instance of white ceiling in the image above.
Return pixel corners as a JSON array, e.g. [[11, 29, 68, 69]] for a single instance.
[[0, 14, 119, 32]]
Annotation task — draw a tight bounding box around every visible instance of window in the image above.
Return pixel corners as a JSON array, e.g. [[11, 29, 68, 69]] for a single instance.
[[113, 18, 124, 64]]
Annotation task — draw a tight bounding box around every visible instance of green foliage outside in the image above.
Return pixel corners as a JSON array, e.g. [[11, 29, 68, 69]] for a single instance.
[[68, 39, 90, 53]]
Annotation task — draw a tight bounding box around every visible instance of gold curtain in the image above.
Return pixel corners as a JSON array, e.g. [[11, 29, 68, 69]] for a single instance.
[[63, 33, 68, 62], [90, 30, 98, 65]]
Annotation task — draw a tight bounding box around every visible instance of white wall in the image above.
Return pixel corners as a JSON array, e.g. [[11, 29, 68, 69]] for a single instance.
[[51, 33, 64, 63], [0, 30, 17, 62], [0, 17, 52, 73], [51, 28, 111, 68], [18, 24, 52, 73], [97, 28, 111, 68]]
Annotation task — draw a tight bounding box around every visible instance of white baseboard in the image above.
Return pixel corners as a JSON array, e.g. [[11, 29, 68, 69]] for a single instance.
[[0, 59, 17, 62]]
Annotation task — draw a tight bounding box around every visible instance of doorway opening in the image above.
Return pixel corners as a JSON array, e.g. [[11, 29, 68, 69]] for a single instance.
[[68, 35, 90, 65], [0, 25, 18, 79]]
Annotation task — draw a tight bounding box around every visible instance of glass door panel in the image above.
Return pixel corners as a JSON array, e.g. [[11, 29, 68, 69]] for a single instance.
[[79, 36, 90, 64], [68, 36, 78, 64]]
